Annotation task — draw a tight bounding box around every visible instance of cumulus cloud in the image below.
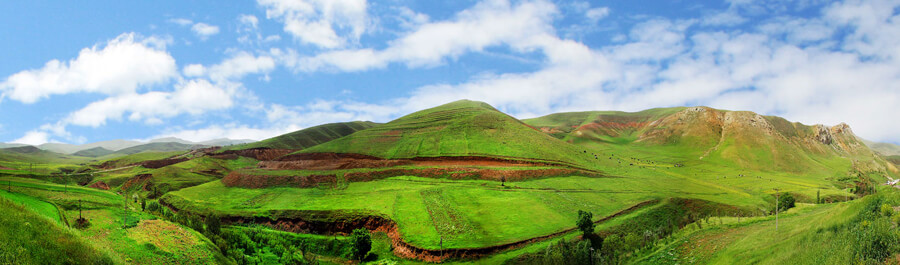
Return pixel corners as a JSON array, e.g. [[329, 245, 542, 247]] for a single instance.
[[191, 22, 220, 39], [258, 0, 368, 48], [65, 79, 234, 127], [0, 33, 177, 103], [12, 131, 50, 145], [585, 7, 610, 24], [290, 0, 558, 72]]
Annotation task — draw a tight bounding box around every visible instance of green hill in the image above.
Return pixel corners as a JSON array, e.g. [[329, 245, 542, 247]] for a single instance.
[[223, 121, 377, 151], [72, 147, 115, 157], [300, 100, 605, 169]]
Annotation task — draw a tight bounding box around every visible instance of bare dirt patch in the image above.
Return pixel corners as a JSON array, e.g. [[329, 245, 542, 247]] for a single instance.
[[121, 174, 153, 190], [89, 181, 110, 190], [140, 158, 189, 169]]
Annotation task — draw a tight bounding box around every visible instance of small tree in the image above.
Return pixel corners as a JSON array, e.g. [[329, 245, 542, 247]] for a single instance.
[[577, 210, 594, 238], [777, 192, 795, 212], [349, 228, 372, 261], [500, 176, 506, 186], [140, 197, 146, 211]]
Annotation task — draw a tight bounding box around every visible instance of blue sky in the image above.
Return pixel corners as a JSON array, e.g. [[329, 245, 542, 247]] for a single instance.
[[1, 0, 898, 145]]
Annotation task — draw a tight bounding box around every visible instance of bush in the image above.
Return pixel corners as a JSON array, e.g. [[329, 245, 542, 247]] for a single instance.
[[349, 228, 372, 261], [777, 193, 795, 212], [146, 201, 160, 212], [880, 203, 893, 217]]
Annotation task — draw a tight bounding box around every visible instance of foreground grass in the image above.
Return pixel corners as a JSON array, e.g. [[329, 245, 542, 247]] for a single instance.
[[0, 197, 115, 264], [638, 188, 900, 264], [0, 177, 228, 264]]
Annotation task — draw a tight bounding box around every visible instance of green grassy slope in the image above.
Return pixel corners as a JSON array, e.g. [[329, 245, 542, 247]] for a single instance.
[[0, 197, 115, 264], [222, 121, 378, 151], [0, 189, 61, 223], [639, 188, 900, 264], [301, 100, 608, 169]]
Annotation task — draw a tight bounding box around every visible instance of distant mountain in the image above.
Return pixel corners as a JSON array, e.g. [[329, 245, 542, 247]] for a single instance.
[[862, 139, 900, 156], [223, 121, 376, 151], [114, 142, 205, 155], [0, 143, 27, 149], [28, 137, 253, 155], [199, 138, 256, 147], [149, 137, 194, 145], [39, 140, 142, 154], [72, 147, 115, 157]]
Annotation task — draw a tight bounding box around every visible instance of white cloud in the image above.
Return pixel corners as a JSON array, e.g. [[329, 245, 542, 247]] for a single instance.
[[585, 7, 610, 23], [12, 131, 50, 145], [292, 0, 558, 72], [207, 52, 276, 82], [191, 22, 220, 39], [258, 0, 368, 48], [239, 14, 259, 29], [167, 18, 193, 26], [65, 79, 234, 127], [183, 64, 206, 77], [0, 33, 177, 103]]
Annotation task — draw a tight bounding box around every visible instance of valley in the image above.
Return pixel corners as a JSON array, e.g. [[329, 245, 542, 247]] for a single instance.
[[1, 100, 898, 264]]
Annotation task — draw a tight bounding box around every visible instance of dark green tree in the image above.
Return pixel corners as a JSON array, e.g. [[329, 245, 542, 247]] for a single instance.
[[576, 210, 594, 238], [349, 228, 372, 261], [777, 192, 796, 212]]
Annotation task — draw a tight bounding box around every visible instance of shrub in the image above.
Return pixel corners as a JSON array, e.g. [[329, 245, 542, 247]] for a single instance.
[[349, 228, 372, 261], [880, 203, 893, 217], [777, 193, 795, 212]]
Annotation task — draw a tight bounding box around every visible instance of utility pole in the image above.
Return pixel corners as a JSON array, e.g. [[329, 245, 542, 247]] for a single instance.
[[78, 199, 82, 220], [439, 236, 443, 263], [774, 188, 780, 232]]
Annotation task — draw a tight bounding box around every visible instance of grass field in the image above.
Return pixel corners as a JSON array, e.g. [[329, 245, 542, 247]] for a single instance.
[[638, 187, 900, 264], [0, 176, 228, 264], [166, 168, 768, 250]]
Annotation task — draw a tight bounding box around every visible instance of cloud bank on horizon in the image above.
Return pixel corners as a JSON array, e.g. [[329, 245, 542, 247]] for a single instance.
[[0, 0, 898, 145]]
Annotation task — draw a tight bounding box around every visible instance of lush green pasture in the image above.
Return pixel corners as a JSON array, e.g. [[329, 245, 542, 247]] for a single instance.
[[166, 169, 764, 251], [0, 189, 61, 223], [639, 188, 900, 264], [0, 197, 115, 264], [0, 177, 227, 264]]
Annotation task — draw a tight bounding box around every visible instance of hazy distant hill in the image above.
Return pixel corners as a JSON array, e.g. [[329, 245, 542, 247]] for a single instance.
[[863, 139, 900, 156], [72, 147, 115, 157]]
